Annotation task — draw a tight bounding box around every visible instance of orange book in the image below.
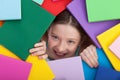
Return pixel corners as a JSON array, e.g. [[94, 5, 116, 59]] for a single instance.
[[0, 21, 4, 27]]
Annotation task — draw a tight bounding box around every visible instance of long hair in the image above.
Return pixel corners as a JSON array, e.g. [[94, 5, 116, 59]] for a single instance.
[[44, 9, 94, 53]]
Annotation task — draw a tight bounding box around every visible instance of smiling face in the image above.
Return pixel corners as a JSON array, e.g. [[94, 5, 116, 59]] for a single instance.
[[47, 24, 81, 60]]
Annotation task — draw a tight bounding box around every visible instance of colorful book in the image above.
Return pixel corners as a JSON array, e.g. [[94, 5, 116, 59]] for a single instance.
[[83, 48, 112, 80], [0, 45, 55, 80], [52, 0, 60, 2], [97, 23, 120, 71], [0, 0, 55, 60], [109, 36, 120, 59], [41, 0, 72, 16], [0, 54, 31, 80], [67, 0, 120, 48], [0, 21, 4, 27], [0, 0, 21, 20], [32, 0, 44, 5], [0, 45, 20, 60], [95, 66, 120, 80], [48, 56, 85, 80], [27, 55, 55, 80], [86, 0, 120, 22]]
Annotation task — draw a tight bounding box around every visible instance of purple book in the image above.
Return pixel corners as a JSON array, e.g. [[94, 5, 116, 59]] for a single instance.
[[67, 0, 120, 48], [48, 56, 84, 80]]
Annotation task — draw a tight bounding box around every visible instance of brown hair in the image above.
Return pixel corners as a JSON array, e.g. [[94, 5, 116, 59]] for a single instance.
[[44, 9, 94, 53]]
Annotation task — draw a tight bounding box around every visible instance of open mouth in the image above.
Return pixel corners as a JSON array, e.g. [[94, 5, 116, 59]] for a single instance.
[[54, 50, 66, 58]]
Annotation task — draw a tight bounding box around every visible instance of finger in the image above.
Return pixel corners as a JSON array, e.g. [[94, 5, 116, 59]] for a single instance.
[[34, 42, 44, 47], [91, 45, 98, 59], [82, 50, 95, 68], [84, 48, 98, 68], [80, 52, 94, 68], [88, 45, 99, 67], [39, 54, 48, 59], [29, 47, 44, 53], [43, 40, 46, 50], [88, 54, 98, 68], [31, 50, 46, 56], [34, 40, 46, 47]]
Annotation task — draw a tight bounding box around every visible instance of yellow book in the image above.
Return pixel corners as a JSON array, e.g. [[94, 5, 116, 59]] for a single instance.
[[0, 45, 55, 80], [26, 55, 55, 80], [0, 45, 20, 60], [97, 23, 120, 71]]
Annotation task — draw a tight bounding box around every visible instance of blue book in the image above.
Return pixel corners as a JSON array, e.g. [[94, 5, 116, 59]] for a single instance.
[[0, 0, 21, 20], [95, 66, 120, 80], [83, 48, 113, 80]]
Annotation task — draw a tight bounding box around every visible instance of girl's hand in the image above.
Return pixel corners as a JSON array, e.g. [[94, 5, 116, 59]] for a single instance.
[[29, 40, 48, 59], [80, 45, 98, 68]]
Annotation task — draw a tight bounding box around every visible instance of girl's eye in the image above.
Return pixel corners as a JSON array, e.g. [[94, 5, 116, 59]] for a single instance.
[[68, 40, 75, 44], [51, 35, 58, 40]]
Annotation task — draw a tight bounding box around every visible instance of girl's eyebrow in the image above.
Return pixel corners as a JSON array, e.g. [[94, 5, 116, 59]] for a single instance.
[[51, 32, 57, 35], [68, 38, 78, 41]]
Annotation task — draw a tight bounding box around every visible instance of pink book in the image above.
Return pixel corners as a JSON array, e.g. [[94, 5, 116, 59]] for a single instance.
[[109, 36, 120, 59], [0, 54, 32, 80]]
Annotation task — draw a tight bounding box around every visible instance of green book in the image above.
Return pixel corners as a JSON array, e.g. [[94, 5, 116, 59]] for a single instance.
[[0, 0, 55, 60], [86, 0, 120, 22]]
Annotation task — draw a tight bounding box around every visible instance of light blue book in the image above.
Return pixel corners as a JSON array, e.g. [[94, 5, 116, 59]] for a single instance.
[[32, 0, 44, 5], [0, 0, 21, 20]]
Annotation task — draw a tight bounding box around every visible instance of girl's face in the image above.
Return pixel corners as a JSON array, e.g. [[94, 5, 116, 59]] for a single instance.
[[47, 24, 81, 60]]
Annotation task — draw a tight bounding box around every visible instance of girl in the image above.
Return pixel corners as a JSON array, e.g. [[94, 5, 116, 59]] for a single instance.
[[29, 10, 98, 68]]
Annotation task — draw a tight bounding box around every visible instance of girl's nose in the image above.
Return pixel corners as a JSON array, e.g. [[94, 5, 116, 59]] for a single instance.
[[56, 42, 66, 53]]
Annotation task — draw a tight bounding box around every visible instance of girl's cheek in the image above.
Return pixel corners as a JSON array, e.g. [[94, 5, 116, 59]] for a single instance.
[[48, 40, 56, 48]]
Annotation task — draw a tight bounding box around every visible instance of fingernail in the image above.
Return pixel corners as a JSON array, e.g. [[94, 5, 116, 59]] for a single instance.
[[94, 64, 98, 68], [29, 49, 32, 52], [90, 66, 93, 68], [35, 43, 39, 47], [39, 56, 43, 59], [31, 54, 34, 56]]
